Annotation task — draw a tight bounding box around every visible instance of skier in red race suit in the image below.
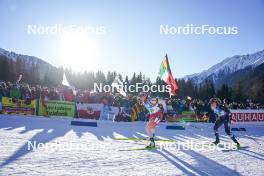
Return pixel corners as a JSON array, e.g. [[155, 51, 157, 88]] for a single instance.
[[138, 92, 163, 148]]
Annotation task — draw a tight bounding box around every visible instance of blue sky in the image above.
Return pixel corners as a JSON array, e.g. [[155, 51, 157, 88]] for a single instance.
[[0, 0, 264, 81]]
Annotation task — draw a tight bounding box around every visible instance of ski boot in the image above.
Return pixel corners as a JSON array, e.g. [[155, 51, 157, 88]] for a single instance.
[[231, 136, 240, 148], [146, 137, 155, 148], [212, 136, 220, 145], [213, 132, 220, 145]]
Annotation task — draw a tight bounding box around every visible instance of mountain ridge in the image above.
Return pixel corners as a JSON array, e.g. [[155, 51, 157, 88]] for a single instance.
[[184, 49, 264, 85]]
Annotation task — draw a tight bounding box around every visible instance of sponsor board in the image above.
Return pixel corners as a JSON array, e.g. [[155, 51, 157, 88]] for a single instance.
[[38, 100, 75, 117], [1, 97, 36, 115], [231, 109, 264, 122]]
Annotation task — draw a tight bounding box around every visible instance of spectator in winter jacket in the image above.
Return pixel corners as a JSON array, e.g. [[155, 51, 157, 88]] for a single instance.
[[64, 88, 75, 102], [0, 82, 8, 101], [48, 88, 59, 100], [10, 84, 21, 99]]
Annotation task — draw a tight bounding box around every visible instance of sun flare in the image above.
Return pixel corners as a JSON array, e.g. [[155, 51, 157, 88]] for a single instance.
[[59, 33, 98, 71]]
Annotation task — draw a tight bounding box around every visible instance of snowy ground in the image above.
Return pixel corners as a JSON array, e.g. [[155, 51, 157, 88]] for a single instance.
[[0, 115, 264, 176]]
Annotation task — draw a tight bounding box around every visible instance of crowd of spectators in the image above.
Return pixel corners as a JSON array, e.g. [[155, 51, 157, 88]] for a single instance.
[[167, 98, 263, 114], [0, 81, 133, 106], [0, 80, 263, 115]]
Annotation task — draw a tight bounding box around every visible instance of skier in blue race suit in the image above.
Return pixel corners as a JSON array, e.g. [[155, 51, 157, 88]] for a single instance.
[[210, 98, 240, 147]]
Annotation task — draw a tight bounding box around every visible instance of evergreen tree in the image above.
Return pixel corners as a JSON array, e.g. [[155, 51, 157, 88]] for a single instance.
[[232, 80, 244, 102]]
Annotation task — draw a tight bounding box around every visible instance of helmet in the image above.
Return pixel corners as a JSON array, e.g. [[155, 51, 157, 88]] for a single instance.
[[223, 98, 229, 104], [209, 98, 221, 105], [186, 96, 192, 101], [138, 92, 148, 98]]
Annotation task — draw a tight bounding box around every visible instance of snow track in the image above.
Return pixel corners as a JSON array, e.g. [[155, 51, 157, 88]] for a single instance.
[[0, 115, 263, 176]]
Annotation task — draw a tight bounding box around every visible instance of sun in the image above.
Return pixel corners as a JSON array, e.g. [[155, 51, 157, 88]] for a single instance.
[[59, 32, 98, 72]]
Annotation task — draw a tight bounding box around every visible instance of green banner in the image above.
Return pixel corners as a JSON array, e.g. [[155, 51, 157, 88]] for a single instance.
[[38, 100, 75, 118]]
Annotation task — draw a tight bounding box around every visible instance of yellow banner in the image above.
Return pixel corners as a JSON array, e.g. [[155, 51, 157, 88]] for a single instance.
[[2, 97, 36, 115]]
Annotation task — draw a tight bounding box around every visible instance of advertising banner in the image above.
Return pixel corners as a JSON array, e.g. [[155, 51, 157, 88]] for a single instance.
[[76, 103, 103, 120], [1, 97, 36, 115], [38, 100, 75, 118], [100, 105, 119, 121], [231, 109, 264, 122]]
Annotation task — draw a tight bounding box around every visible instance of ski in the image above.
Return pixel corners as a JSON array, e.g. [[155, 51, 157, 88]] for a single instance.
[[208, 143, 225, 148], [221, 146, 250, 152], [113, 137, 175, 142], [119, 146, 160, 151], [196, 143, 249, 151], [195, 143, 226, 148], [235, 146, 249, 149]]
